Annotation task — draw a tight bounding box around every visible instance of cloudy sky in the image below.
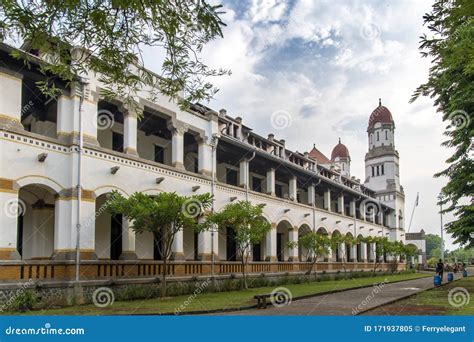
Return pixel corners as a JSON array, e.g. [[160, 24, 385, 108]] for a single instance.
[[146, 0, 458, 249]]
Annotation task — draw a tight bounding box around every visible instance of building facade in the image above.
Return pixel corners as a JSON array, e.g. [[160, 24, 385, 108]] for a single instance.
[[0, 43, 419, 282]]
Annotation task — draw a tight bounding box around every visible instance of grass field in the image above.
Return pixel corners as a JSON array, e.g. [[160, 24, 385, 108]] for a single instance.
[[364, 275, 474, 315], [8, 272, 429, 315]]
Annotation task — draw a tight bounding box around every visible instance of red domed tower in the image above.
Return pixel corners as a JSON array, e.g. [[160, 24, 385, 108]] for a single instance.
[[331, 138, 350, 176], [364, 99, 405, 240]]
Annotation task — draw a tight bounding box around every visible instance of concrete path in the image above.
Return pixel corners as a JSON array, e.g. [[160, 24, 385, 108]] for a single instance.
[[222, 274, 463, 316]]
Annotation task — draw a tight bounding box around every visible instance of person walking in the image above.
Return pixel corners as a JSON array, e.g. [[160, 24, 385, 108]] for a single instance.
[[436, 259, 444, 281]]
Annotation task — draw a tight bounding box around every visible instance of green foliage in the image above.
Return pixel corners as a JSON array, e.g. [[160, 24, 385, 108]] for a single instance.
[[208, 201, 271, 256], [7, 290, 39, 311], [411, 0, 474, 247], [289, 232, 331, 262], [425, 234, 443, 258], [207, 201, 272, 288], [106, 191, 213, 260], [106, 190, 212, 297], [445, 246, 474, 263], [0, 0, 231, 109]]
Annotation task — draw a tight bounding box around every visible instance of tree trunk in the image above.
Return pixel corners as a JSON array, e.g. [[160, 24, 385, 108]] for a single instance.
[[162, 257, 167, 297]]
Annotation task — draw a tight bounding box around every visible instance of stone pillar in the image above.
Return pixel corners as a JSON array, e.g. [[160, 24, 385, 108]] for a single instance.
[[350, 245, 357, 262], [265, 223, 277, 261], [289, 176, 297, 202], [171, 228, 185, 260], [0, 68, 24, 130], [198, 140, 213, 177], [370, 242, 377, 261], [378, 212, 384, 225], [239, 159, 249, 188], [266, 168, 275, 196], [360, 242, 367, 262], [123, 111, 138, 156], [337, 195, 344, 214], [324, 190, 331, 211], [171, 129, 185, 169], [307, 184, 315, 206], [339, 243, 346, 261], [360, 202, 366, 220], [327, 248, 332, 262], [52, 192, 97, 260], [120, 219, 137, 260], [288, 227, 298, 261], [350, 200, 356, 217], [197, 228, 218, 261], [0, 185, 21, 259]]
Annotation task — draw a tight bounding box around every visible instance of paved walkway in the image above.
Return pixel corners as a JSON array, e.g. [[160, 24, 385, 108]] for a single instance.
[[222, 274, 463, 316]]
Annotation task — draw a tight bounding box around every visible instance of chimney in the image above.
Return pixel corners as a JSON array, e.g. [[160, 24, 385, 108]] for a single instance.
[[219, 109, 227, 117]]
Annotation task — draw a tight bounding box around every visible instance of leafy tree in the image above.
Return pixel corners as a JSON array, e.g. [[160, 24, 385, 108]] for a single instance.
[[411, 0, 473, 247], [0, 0, 230, 109], [288, 232, 330, 277], [207, 201, 271, 289], [362, 236, 391, 274], [106, 191, 212, 297], [329, 234, 355, 275], [388, 241, 418, 273], [425, 233, 443, 258]]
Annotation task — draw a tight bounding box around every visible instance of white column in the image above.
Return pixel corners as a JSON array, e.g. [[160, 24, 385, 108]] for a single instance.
[[378, 212, 384, 225], [370, 242, 377, 261], [239, 159, 249, 188], [350, 245, 357, 262], [265, 224, 277, 261], [324, 190, 331, 211], [350, 200, 356, 217], [52, 196, 96, 260], [360, 242, 367, 262], [288, 227, 298, 261], [266, 168, 275, 196], [120, 219, 137, 260], [339, 243, 346, 261], [338, 195, 344, 214], [123, 112, 138, 156], [360, 202, 366, 220], [197, 229, 216, 261], [307, 184, 315, 206], [289, 176, 297, 202], [171, 130, 185, 169], [0, 190, 21, 259], [171, 228, 184, 260], [198, 141, 213, 177], [0, 68, 24, 130]]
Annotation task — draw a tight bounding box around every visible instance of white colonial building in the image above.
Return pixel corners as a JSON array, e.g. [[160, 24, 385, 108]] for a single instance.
[[0, 42, 422, 282]]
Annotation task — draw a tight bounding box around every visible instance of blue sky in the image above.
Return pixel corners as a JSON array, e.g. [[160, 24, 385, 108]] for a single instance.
[[139, 0, 458, 249], [191, 0, 459, 249]]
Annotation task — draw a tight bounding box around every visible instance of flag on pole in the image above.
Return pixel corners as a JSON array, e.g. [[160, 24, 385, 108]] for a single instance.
[[415, 192, 419, 206]]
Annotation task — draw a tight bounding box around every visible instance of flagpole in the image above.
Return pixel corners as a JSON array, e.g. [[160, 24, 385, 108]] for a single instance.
[[407, 192, 419, 233]]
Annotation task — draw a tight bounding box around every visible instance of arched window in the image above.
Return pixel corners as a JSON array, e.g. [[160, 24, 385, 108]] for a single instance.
[[376, 132, 379, 141]]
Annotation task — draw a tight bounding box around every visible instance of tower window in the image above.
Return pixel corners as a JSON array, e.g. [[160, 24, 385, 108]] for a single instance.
[[385, 131, 388, 140], [376, 132, 379, 141], [381, 164, 384, 175], [371, 166, 374, 177], [376, 166, 380, 176]]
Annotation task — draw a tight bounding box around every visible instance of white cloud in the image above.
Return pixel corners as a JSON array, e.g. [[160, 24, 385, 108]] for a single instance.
[[197, 0, 459, 249]]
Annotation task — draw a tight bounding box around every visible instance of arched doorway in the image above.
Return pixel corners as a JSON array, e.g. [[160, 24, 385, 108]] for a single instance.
[[298, 224, 311, 261], [17, 184, 57, 259], [356, 234, 364, 262], [331, 230, 341, 262], [95, 193, 122, 260], [276, 220, 292, 261]]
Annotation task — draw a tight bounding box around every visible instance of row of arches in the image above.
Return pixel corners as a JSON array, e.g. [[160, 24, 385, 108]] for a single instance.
[[12, 182, 382, 262]]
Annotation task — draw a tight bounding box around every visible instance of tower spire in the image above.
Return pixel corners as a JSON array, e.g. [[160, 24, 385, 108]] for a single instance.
[[379, 98, 382, 106], [338, 137, 341, 144]]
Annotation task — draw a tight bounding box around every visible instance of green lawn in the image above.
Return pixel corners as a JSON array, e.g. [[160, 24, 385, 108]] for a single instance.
[[365, 276, 474, 315], [12, 272, 429, 315]]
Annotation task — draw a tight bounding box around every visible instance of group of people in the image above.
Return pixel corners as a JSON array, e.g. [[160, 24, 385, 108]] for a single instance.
[[435, 259, 466, 279]]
